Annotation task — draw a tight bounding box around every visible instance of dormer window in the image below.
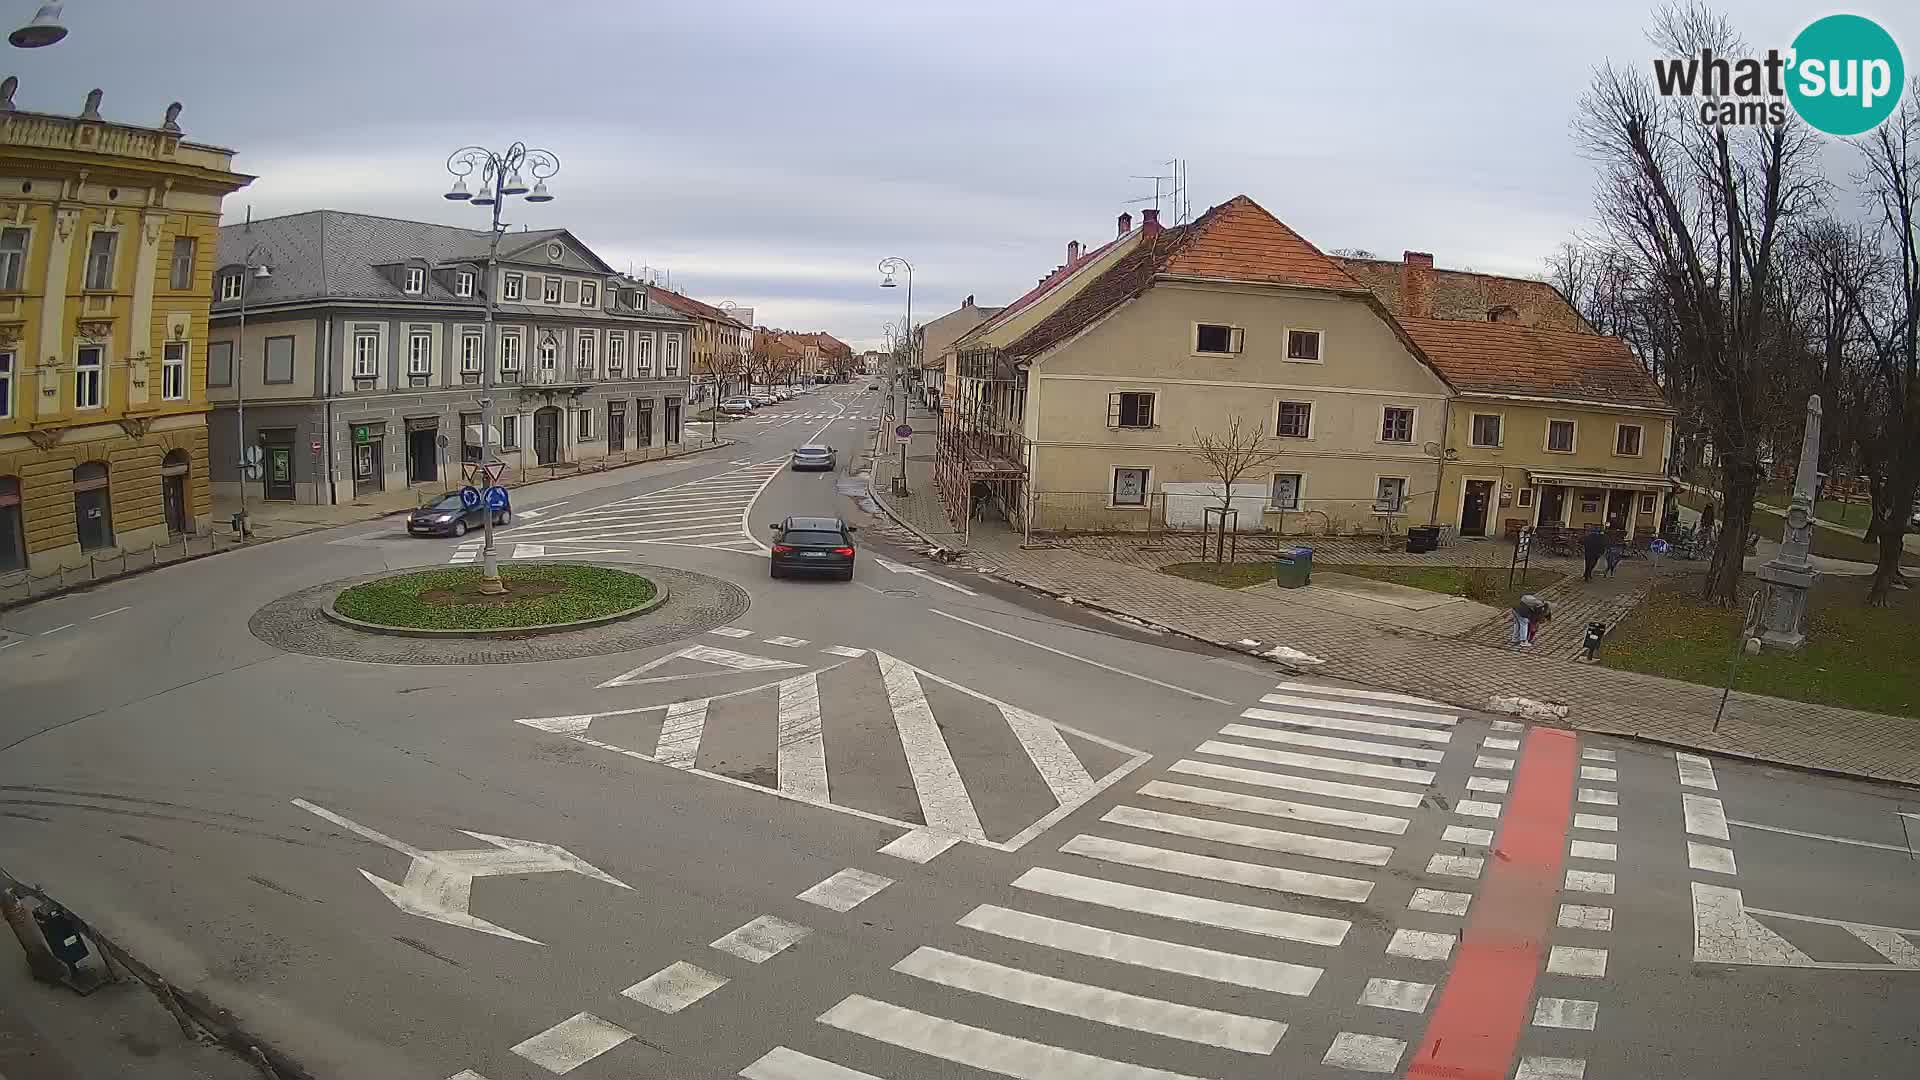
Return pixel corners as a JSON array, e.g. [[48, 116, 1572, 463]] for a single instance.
[[455, 270, 474, 298], [404, 266, 425, 295], [581, 281, 598, 307], [542, 277, 562, 304], [219, 271, 243, 302]]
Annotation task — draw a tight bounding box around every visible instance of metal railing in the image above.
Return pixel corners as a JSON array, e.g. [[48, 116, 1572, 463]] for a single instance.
[[1023, 491, 1445, 541], [0, 531, 226, 606]]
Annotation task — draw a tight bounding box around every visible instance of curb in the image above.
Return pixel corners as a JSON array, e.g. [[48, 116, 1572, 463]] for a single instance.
[[321, 567, 668, 638], [864, 427, 962, 554]]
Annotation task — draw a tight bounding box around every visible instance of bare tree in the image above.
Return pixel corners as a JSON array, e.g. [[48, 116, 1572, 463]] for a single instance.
[[1192, 416, 1290, 560], [1574, 3, 1828, 604]]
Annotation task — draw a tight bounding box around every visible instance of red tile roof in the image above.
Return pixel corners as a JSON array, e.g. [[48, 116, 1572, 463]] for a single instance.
[[645, 286, 749, 327], [1396, 316, 1669, 411], [1338, 256, 1592, 333]]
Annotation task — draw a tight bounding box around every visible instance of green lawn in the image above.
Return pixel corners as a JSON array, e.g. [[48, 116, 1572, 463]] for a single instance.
[[1678, 491, 1918, 567], [1162, 561, 1560, 608], [334, 564, 657, 630], [1599, 573, 1920, 718]]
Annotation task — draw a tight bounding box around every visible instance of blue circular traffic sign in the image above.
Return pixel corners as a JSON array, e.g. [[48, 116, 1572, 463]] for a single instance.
[[484, 486, 510, 510], [459, 486, 482, 510]]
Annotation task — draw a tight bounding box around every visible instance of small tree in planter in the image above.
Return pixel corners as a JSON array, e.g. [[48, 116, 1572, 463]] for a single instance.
[[1193, 416, 1289, 563]]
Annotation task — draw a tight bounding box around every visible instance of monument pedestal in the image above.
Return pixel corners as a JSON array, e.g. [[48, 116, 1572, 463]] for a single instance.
[[1756, 559, 1815, 652]]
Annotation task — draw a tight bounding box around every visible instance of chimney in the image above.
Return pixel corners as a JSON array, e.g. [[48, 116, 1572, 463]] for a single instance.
[[1402, 251, 1434, 319], [1141, 208, 1161, 237], [1067, 240, 1080, 266], [964, 293, 974, 308], [1117, 211, 1132, 237]]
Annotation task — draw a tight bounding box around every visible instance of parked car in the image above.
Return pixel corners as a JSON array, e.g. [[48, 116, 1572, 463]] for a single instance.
[[751, 391, 778, 406], [719, 398, 757, 416], [767, 516, 858, 580], [774, 387, 795, 401], [407, 490, 510, 537], [790, 444, 836, 471]]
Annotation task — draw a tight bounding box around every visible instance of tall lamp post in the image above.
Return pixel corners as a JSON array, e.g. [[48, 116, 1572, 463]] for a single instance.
[[233, 250, 272, 536], [443, 141, 559, 596], [878, 257, 913, 485]]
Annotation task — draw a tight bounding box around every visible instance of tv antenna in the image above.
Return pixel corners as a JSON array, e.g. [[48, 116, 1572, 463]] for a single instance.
[[1127, 158, 1191, 224]]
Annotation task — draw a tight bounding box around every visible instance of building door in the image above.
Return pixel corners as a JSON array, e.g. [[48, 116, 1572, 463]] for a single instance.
[[1538, 485, 1567, 527], [533, 406, 562, 465], [1606, 490, 1635, 534], [354, 439, 384, 496], [1461, 479, 1494, 537], [408, 426, 439, 484], [0, 475, 24, 574], [72, 461, 113, 551], [161, 450, 191, 534], [263, 436, 295, 502], [608, 404, 626, 452], [635, 400, 654, 447], [665, 397, 682, 444]]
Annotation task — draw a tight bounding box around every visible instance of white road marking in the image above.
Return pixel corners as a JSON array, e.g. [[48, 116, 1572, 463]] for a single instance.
[[1000, 702, 1097, 805], [1532, 998, 1599, 1030], [1547, 945, 1609, 977], [820, 644, 867, 657], [447, 1071, 491, 1080], [1569, 840, 1617, 861], [39, 623, 73, 635], [1581, 748, 1616, 762], [741, 1047, 887, 1080], [1579, 766, 1617, 782], [764, 635, 810, 647], [621, 961, 728, 1013], [711, 915, 813, 963], [1483, 736, 1520, 751], [1727, 818, 1912, 853], [877, 652, 984, 837], [1426, 854, 1483, 878], [1013, 866, 1351, 944], [1409, 888, 1472, 917], [89, 606, 130, 619], [776, 672, 829, 801], [1516, 1057, 1588, 1080], [1490, 718, 1527, 732], [1691, 883, 1815, 966], [1060, 833, 1373, 907], [1168, 758, 1423, 808], [0, 640, 19, 651], [511, 543, 546, 559], [1475, 755, 1515, 770], [929, 609, 1234, 705], [1456, 799, 1503, 818], [1559, 904, 1613, 931], [1566, 870, 1616, 894], [1239, 707, 1452, 744], [1102, 804, 1395, 866], [797, 868, 893, 912], [1274, 680, 1445, 707], [1323, 1031, 1406, 1072], [708, 626, 753, 637], [893, 946, 1288, 1053], [1578, 787, 1618, 805], [1573, 812, 1617, 831], [1688, 842, 1737, 874], [818, 994, 1210, 1080], [1358, 978, 1434, 1012], [957, 903, 1322, 996], [1683, 794, 1730, 840], [877, 828, 959, 863], [1195, 740, 1434, 785], [1442, 825, 1493, 846], [599, 643, 803, 688], [1467, 776, 1510, 794], [1257, 692, 1457, 726], [510, 1012, 633, 1074], [1137, 779, 1410, 835], [1217, 723, 1446, 763], [871, 554, 978, 594], [1676, 751, 1718, 790], [653, 698, 709, 768]]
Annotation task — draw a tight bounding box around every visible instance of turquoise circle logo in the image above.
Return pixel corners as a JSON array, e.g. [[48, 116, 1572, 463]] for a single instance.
[[1787, 14, 1904, 136]]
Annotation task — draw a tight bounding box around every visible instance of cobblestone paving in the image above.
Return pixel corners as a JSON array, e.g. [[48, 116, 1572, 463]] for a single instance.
[[248, 563, 749, 665]]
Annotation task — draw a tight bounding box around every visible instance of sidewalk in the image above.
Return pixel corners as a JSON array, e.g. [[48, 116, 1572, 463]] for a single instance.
[[0, 956, 254, 1080], [866, 406, 964, 550]]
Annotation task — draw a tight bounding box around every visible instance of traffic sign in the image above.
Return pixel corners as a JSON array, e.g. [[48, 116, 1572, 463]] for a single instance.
[[242, 464, 262, 480], [459, 486, 482, 510], [242, 445, 263, 466], [310, 439, 322, 453], [484, 486, 509, 511], [895, 423, 913, 445]]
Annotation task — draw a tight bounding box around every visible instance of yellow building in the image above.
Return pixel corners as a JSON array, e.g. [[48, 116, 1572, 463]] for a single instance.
[[0, 81, 252, 577]]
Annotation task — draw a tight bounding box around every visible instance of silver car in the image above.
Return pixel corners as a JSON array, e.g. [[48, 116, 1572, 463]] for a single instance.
[[790, 444, 836, 471]]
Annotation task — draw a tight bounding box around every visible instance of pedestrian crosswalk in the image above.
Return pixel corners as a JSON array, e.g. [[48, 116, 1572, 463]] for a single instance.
[[738, 679, 1505, 1080], [447, 460, 782, 563], [753, 411, 881, 424]]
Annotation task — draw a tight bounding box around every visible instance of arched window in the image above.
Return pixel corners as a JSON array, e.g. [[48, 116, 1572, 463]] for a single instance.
[[0, 475, 24, 573], [72, 461, 113, 551]]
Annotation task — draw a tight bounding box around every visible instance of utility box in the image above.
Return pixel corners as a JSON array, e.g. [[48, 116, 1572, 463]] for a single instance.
[[1273, 546, 1313, 588], [1406, 526, 1441, 553]]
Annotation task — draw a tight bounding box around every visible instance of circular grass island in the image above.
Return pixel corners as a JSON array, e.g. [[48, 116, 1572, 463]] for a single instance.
[[327, 563, 663, 636]]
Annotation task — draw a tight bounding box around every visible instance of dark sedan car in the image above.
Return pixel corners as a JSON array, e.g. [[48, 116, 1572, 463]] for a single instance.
[[767, 515, 857, 580], [407, 491, 510, 537]]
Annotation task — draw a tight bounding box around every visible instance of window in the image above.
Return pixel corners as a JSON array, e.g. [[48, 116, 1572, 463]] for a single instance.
[[461, 332, 483, 375], [0, 228, 26, 290], [1111, 466, 1150, 507], [1375, 477, 1408, 512], [207, 341, 233, 387], [353, 331, 380, 378], [664, 334, 682, 376], [581, 282, 598, 307], [500, 332, 522, 373], [84, 231, 117, 291], [537, 335, 558, 370], [408, 331, 433, 376], [577, 408, 593, 439], [1639, 493, 1656, 513], [1470, 413, 1503, 448], [1276, 400, 1312, 438], [74, 345, 103, 408], [219, 272, 242, 302], [1286, 329, 1323, 362], [542, 277, 562, 304], [264, 335, 294, 384], [1107, 391, 1155, 428], [607, 332, 626, 377], [635, 333, 655, 376], [0, 352, 13, 417], [1194, 323, 1241, 354], [501, 414, 518, 449], [455, 271, 474, 298], [576, 330, 596, 374], [1270, 473, 1302, 511], [1380, 406, 1414, 443], [502, 273, 523, 301], [161, 342, 187, 400], [1518, 487, 1535, 508], [1547, 419, 1576, 453], [403, 266, 425, 294], [1615, 424, 1644, 456], [168, 236, 196, 290]]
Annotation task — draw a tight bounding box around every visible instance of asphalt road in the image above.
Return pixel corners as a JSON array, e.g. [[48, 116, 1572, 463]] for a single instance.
[[1, 383, 1915, 1080]]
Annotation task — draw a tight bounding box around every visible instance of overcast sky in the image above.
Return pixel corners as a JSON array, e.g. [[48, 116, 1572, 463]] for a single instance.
[[7, 1, 1913, 350]]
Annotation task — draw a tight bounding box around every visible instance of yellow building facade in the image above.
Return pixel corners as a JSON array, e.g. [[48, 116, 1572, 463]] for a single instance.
[[0, 83, 251, 577]]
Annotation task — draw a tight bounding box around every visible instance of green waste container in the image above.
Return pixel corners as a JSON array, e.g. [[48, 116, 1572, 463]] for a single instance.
[[1273, 546, 1313, 588]]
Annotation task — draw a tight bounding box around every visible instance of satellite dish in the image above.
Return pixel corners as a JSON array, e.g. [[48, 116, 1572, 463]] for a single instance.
[[1422, 441, 1443, 458]]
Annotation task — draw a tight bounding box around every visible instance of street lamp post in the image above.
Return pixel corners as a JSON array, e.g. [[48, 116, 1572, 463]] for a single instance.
[[233, 250, 271, 537], [879, 257, 913, 492], [444, 141, 559, 596]]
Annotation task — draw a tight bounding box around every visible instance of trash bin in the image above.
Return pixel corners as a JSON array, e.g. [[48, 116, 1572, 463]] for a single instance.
[[1273, 546, 1313, 588], [1406, 526, 1441, 553]]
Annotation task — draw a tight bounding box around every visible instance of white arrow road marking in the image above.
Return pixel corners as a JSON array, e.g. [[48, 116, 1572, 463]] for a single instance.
[[292, 799, 629, 945], [515, 501, 567, 520], [872, 554, 977, 594], [599, 643, 805, 688]]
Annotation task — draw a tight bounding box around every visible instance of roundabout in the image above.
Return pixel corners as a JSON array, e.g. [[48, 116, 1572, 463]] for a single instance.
[[326, 563, 663, 636]]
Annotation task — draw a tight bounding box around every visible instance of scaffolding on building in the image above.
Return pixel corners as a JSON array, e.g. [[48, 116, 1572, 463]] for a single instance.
[[936, 344, 1029, 537]]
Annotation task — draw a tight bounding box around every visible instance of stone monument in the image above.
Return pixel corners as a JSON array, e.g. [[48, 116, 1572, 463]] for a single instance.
[[1756, 394, 1821, 651]]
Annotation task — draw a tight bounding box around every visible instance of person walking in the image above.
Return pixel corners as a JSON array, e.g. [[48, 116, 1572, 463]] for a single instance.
[[1582, 523, 1608, 582]]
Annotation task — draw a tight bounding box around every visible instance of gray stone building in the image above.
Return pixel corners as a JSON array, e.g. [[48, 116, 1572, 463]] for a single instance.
[[206, 210, 695, 505]]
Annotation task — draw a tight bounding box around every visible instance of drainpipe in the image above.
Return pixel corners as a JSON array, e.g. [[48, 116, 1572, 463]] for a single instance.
[[322, 316, 336, 505], [1429, 397, 1452, 525]]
